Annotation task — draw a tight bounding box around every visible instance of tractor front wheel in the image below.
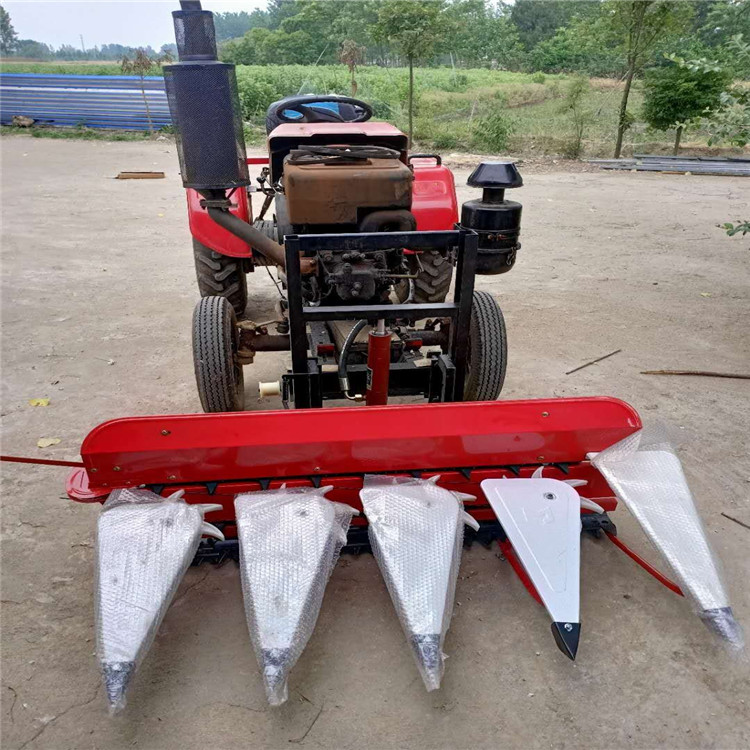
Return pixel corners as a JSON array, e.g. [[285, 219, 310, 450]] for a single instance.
[[193, 239, 248, 318], [193, 296, 245, 413], [463, 290, 507, 401]]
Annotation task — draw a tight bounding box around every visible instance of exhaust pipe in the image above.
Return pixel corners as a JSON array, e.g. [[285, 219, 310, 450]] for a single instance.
[[165, 3, 309, 271]]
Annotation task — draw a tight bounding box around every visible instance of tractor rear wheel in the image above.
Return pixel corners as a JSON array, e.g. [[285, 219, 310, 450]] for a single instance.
[[193, 296, 245, 413], [410, 250, 453, 303], [464, 290, 507, 401], [193, 239, 248, 318]]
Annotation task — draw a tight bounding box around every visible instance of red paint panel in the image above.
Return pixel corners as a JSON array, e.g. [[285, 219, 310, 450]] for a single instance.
[[71, 397, 640, 498], [186, 187, 252, 258], [269, 122, 407, 140], [411, 160, 459, 231]]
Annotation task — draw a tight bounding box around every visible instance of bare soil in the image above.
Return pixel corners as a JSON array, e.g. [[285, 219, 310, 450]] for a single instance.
[[1, 136, 749, 750]]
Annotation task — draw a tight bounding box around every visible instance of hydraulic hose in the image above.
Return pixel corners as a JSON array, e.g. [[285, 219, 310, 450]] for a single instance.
[[338, 319, 368, 398]]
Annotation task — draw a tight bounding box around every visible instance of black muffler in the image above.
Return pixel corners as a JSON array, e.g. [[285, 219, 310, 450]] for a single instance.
[[163, 1, 249, 191]]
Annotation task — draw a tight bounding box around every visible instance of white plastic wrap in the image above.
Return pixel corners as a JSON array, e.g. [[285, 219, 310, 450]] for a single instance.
[[592, 428, 743, 649], [95, 489, 222, 713], [360, 475, 477, 691], [234, 486, 357, 706]]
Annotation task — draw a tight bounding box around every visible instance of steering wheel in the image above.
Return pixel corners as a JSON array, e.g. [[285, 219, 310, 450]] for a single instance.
[[271, 95, 373, 125]]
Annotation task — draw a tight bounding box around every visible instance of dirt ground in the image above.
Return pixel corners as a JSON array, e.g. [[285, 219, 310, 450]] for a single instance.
[[1, 136, 749, 750]]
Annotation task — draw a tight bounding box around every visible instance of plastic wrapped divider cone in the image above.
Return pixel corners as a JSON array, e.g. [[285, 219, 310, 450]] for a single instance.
[[95, 489, 224, 714], [234, 486, 358, 706], [591, 427, 744, 650], [360, 475, 478, 691]]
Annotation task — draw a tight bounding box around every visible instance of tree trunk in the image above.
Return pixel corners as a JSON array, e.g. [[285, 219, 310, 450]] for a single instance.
[[139, 74, 154, 134], [614, 66, 635, 158], [673, 125, 683, 155], [408, 56, 414, 148]]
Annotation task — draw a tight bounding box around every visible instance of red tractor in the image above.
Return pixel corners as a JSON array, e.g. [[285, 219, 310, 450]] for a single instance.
[[164, 1, 522, 412]]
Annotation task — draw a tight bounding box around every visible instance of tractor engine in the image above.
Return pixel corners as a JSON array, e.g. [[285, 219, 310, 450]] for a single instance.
[[281, 145, 416, 304]]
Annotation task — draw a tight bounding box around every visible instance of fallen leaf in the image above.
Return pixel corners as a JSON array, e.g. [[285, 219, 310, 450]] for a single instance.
[[37, 437, 61, 448], [700, 292, 712, 297], [28, 398, 50, 407]]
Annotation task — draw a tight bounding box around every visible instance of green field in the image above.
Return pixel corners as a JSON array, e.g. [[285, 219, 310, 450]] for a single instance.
[[0, 60, 727, 157]]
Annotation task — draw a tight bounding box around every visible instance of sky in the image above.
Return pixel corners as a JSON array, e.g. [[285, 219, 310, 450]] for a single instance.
[[4, 1, 267, 51]]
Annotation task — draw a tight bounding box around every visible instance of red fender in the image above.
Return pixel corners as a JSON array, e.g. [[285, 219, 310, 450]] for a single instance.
[[185, 158, 269, 258], [411, 157, 459, 231], [186, 187, 252, 258]]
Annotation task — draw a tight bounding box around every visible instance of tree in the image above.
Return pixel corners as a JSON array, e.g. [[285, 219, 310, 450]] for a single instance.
[[510, 0, 600, 50], [213, 11, 254, 42], [373, 0, 448, 146], [642, 61, 730, 153], [530, 11, 622, 75], [121, 48, 173, 133], [559, 75, 594, 158], [606, 0, 692, 158], [14, 39, 53, 59], [339, 39, 365, 96], [0, 4, 18, 55]]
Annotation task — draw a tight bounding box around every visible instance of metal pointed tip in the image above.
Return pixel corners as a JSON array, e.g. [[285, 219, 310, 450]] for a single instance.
[[426, 475, 441, 484], [531, 466, 544, 479], [551, 622, 581, 661], [101, 661, 135, 714], [260, 648, 292, 706], [410, 634, 444, 691], [700, 607, 745, 649]]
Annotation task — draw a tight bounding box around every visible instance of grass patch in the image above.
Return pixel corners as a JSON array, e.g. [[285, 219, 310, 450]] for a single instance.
[[1, 125, 161, 141], [3, 62, 740, 157]]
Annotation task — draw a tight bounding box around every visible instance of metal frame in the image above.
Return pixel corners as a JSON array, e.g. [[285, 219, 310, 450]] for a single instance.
[[284, 228, 478, 408]]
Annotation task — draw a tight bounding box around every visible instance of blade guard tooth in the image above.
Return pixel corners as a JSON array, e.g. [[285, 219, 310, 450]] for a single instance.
[[580, 498, 605, 515], [201, 522, 225, 541]]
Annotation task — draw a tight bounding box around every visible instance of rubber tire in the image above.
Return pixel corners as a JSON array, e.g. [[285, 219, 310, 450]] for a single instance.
[[193, 239, 248, 317], [193, 296, 245, 413], [464, 290, 507, 401], [411, 250, 453, 303]]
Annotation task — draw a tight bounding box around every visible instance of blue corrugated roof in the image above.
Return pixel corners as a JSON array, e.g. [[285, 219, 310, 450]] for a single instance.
[[0, 72, 171, 130]]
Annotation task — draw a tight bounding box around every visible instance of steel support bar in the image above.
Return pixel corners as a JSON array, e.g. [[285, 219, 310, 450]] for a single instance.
[[302, 302, 457, 322], [292, 230, 460, 252]]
